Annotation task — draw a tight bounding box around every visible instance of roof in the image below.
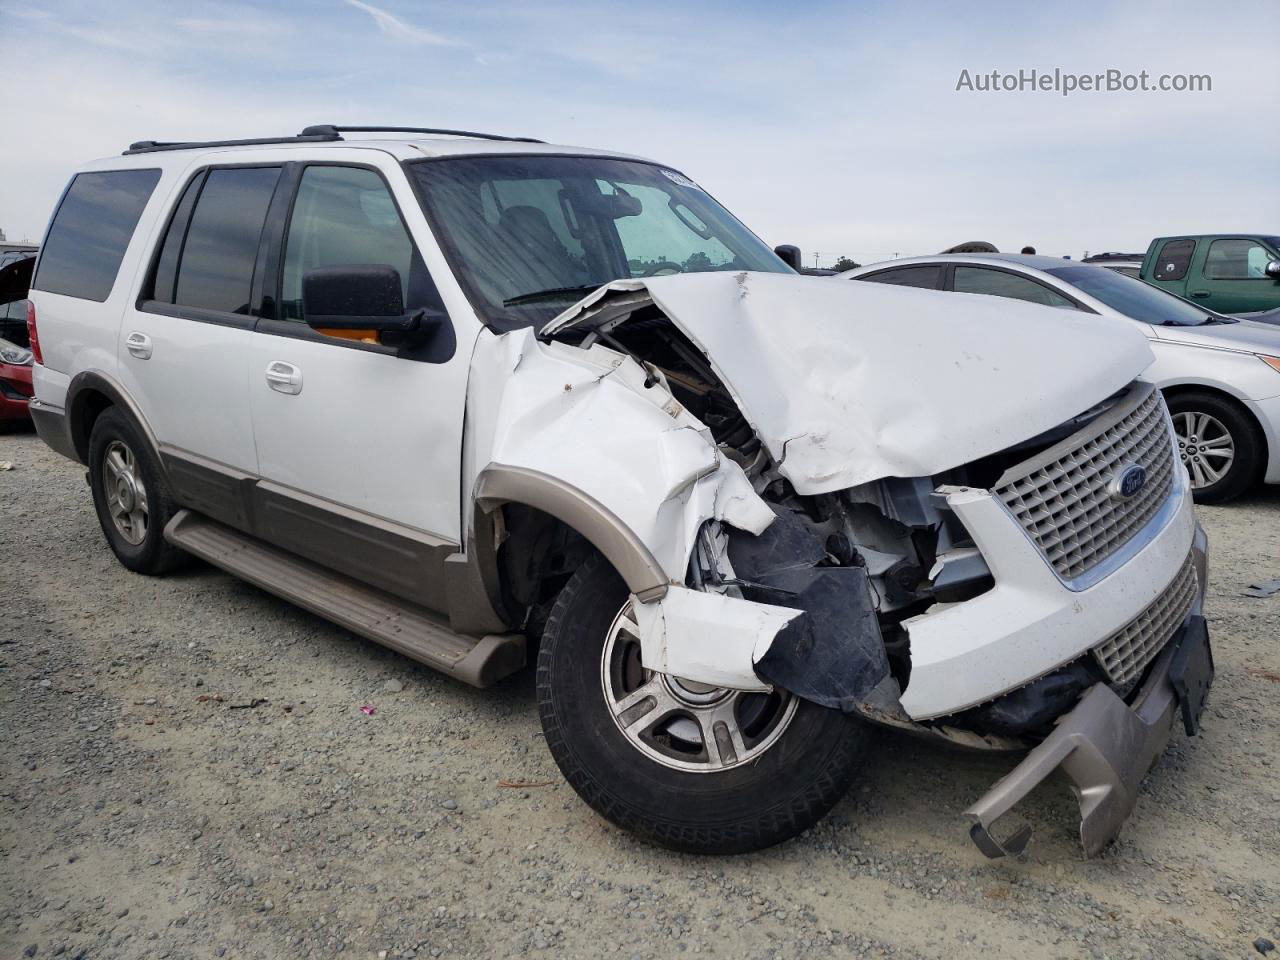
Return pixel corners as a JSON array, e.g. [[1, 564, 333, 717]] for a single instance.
[[90, 125, 649, 170]]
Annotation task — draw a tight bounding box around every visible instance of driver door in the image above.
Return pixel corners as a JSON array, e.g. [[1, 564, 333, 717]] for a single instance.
[[247, 158, 468, 610]]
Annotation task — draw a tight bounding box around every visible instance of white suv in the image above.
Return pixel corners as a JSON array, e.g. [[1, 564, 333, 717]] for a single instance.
[[27, 125, 1212, 857]]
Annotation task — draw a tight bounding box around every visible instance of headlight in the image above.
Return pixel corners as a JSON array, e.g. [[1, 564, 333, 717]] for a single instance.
[[0, 338, 33, 366], [1260, 355, 1280, 374]]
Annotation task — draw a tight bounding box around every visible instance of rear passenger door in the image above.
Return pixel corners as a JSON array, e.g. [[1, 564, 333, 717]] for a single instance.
[[1147, 238, 1196, 299], [120, 163, 284, 528]]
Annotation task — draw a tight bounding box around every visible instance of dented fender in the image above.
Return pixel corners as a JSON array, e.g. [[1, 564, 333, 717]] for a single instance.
[[464, 327, 774, 599]]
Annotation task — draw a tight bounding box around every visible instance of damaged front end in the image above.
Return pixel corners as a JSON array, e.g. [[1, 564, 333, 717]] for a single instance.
[[529, 272, 1210, 857]]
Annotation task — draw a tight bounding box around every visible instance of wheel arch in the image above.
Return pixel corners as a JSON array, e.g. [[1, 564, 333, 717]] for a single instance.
[[1161, 382, 1268, 450], [474, 464, 670, 604], [66, 371, 166, 474], [1161, 382, 1270, 490]]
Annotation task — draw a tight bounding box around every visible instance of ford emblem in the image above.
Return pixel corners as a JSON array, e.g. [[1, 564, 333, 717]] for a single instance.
[[1109, 463, 1147, 501]]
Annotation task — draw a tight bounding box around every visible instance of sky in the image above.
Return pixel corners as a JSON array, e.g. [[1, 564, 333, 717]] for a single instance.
[[1, 0, 1277, 267]]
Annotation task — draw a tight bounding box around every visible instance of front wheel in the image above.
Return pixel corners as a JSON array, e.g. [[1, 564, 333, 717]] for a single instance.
[[537, 553, 868, 854], [1166, 391, 1262, 504]]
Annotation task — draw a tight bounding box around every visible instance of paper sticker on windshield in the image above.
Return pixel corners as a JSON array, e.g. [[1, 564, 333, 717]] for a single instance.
[[659, 168, 700, 190]]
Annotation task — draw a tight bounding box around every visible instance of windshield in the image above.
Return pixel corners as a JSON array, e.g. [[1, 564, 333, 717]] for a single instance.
[[408, 155, 791, 330], [1045, 264, 1229, 326]]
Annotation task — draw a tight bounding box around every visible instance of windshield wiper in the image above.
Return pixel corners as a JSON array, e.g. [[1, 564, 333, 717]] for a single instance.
[[503, 283, 603, 307]]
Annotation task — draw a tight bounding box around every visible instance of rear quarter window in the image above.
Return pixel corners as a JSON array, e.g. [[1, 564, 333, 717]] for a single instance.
[[32, 168, 161, 302]]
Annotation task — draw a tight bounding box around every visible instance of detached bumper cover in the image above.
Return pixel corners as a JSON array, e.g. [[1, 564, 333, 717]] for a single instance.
[[966, 530, 1211, 858]]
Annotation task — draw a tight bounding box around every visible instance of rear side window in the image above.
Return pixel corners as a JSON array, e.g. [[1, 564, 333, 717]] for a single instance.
[[1152, 239, 1195, 281], [33, 169, 161, 302], [858, 265, 942, 289], [170, 167, 281, 315]]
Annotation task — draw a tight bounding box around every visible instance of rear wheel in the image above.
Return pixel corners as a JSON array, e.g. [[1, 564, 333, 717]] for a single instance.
[[1166, 391, 1261, 503], [538, 553, 868, 854], [88, 407, 186, 574]]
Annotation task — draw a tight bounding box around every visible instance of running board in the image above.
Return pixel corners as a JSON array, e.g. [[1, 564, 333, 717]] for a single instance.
[[164, 510, 525, 687]]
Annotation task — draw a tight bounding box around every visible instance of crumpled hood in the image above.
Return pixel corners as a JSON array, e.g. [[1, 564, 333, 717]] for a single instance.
[[543, 271, 1154, 494], [1151, 316, 1280, 354]]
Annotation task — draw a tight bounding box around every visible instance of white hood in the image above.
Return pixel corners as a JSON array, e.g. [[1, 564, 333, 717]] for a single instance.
[[543, 271, 1154, 494]]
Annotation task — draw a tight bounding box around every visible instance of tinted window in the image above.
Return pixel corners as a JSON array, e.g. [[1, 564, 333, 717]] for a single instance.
[[953, 267, 1076, 308], [1152, 239, 1195, 281], [149, 173, 204, 304], [281, 166, 417, 322], [173, 167, 280, 314], [1204, 238, 1273, 280], [33, 169, 161, 302], [1045, 265, 1219, 326], [858, 265, 941, 289]]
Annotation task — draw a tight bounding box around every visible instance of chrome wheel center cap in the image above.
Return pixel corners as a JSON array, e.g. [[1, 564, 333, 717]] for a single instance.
[[665, 675, 731, 706]]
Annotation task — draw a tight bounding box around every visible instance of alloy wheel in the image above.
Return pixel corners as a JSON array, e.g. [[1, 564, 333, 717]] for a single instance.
[[102, 439, 149, 545], [600, 601, 797, 773], [1173, 411, 1235, 490]]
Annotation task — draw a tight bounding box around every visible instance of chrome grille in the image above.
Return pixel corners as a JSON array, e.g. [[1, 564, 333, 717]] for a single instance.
[[995, 385, 1176, 581], [1093, 556, 1197, 687]]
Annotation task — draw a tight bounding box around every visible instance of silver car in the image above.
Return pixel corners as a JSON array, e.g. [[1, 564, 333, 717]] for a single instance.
[[839, 254, 1280, 502]]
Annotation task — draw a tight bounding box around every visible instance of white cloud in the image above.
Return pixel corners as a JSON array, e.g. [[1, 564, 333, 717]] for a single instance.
[[342, 0, 461, 47]]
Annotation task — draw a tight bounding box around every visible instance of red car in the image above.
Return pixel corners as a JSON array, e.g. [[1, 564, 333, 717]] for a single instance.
[[0, 252, 36, 424], [0, 337, 34, 423]]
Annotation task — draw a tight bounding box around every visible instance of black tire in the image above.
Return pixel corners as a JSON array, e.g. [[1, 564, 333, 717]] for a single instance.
[[88, 407, 187, 575], [1166, 391, 1262, 504], [537, 553, 868, 854]]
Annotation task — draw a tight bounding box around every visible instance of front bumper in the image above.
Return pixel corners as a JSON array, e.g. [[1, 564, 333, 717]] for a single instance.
[[965, 524, 1210, 858], [900, 473, 1196, 719]]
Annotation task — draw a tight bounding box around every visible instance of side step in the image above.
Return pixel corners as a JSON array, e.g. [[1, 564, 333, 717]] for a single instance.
[[165, 510, 525, 687]]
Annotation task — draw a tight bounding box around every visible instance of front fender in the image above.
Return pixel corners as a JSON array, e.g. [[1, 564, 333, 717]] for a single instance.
[[463, 328, 774, 600]]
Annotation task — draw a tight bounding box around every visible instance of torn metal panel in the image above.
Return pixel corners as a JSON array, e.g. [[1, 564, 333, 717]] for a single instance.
[[631, 585, 797, 691], [464, 327, 775, 589], [543, 272, 1153, 495]]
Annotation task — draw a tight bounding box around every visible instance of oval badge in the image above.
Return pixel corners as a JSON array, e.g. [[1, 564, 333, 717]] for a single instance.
[[1109, 463, 1147, 501]]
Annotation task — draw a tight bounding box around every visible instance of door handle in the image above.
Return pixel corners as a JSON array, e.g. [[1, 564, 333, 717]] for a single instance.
[[125, 331, 153, 360], [1188, 290, 1210, 298], [265, 360, 303, 395]]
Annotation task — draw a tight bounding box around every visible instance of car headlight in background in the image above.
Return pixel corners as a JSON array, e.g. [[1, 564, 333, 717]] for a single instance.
[[1259, 355, 1280, 375], [0, 338, 34, 366]]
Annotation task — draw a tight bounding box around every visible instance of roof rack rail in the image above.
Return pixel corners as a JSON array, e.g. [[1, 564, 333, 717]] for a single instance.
[[300, 124, 544, 144], [124, 129, 342, 155]]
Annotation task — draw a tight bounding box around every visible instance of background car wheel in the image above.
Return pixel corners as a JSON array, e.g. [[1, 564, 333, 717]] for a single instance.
[[1166, 391, 1262, 504], [88, 407, 187, 574], [538, 553, 869, 854]]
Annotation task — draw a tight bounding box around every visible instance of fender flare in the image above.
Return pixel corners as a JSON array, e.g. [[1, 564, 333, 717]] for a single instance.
[[473, 464, 670, 602], [66, 370, 165, 473]]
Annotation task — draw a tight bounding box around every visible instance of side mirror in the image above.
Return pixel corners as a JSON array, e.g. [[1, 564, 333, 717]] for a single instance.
[[774, 244, 802, 271], [302, 265, 428, 335], [1266, 260, 1280, 280]]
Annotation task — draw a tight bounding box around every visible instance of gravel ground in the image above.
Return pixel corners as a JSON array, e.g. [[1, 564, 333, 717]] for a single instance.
[[2, 427, 1278, 960]]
